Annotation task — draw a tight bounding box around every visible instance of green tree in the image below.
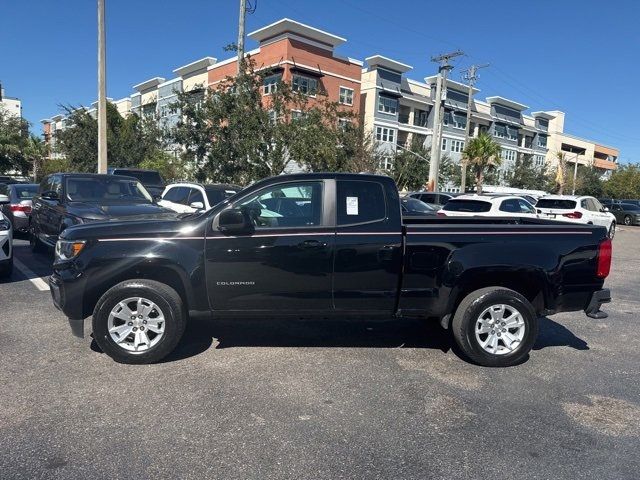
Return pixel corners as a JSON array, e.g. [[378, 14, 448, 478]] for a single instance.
[[391, 138, 454, 191], [461, 133, 502, 194], [0, 108, 31, 174], [56, 102, 165, 172], [568, 164, 604, 197], [603, 164, 640, 199], [505, 153, 548, 190]]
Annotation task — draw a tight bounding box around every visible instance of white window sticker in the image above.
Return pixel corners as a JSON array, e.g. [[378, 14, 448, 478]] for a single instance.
[[346, 196, 359, 215]]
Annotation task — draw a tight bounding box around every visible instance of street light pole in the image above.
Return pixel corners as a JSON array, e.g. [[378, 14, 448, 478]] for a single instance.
[[97, 0, 107, 174], [571, 152, 580, 195]]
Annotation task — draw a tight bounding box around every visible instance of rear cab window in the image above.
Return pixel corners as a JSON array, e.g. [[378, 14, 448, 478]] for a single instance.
[[163, 186, 191, 205], [443, 199, 492, 213], [337, 180, 386, 225]]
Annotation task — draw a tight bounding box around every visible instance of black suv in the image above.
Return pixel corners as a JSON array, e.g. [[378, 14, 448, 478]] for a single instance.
[[31, 173, 175, 252]]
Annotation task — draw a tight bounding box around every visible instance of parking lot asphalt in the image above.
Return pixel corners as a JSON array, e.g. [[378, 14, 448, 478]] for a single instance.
[[1, 229, 639, 480]]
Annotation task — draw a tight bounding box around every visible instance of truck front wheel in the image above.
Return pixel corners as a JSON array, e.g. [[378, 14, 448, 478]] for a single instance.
[[92, 279, 187, 364], [451, 287, 538, 367]]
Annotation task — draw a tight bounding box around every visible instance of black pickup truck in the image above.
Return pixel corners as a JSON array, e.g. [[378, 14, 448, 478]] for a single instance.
[[50, 173, 612, 367]]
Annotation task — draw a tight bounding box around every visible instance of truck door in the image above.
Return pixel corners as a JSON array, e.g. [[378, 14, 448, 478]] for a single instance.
[[333, 179, 403, 314], [205, 179, 334, 312]]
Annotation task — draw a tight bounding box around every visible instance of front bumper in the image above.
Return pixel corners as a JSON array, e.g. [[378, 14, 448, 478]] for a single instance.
[[584, 289, 611, 319], [49, 273, 86, 338]]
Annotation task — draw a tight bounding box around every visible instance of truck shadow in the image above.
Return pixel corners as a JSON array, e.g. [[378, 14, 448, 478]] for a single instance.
[[150, 315, 588, 363]]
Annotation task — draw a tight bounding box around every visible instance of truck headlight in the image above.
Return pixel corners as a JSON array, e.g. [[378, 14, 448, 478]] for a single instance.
[[55, 240, 86, 261], [0, 219, 10, 231]]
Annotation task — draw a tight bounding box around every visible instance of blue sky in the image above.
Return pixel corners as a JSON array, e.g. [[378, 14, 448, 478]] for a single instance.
[[1, 0, 639, 163]]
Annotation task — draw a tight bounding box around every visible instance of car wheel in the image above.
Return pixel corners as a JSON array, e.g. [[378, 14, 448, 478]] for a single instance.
[[0, 255, 13, 278], [92, 279, 187, 364], [624, 215, 632, 226], [451, 287, 538, 367], [608, 222, 616, 239], [30, 231, 47, 253]]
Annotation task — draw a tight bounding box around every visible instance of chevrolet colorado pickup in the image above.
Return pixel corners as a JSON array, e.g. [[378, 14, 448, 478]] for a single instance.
[[50, 173, 612, 367]]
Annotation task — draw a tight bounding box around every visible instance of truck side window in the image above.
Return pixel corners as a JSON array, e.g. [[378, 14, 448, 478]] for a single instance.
[[337, 180, 386, 225], [238, 181, 323, 228], [164, 187, 190, 205], [499, 199, 520, 213]]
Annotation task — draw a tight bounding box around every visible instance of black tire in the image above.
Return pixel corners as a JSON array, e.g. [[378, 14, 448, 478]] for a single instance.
[[451, 287, 538, 367], [30, 231, 47, 253], [624, 215, 632, 226], [608, 222, 616, 239], [92, 279, 187, 364], [0, 255, 13, 278]]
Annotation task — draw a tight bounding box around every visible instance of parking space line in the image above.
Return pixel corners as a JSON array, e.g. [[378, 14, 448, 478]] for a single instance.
[[13, 257, 50, 291]]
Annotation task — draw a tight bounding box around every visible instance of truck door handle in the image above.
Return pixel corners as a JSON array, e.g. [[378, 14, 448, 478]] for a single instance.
[[298, 239, 326, 249]]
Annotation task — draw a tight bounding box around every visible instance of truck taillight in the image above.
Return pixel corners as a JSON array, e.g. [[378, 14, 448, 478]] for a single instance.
[[437, 212, 447, 217], [562, 211, 582, 219], [596, 238, 612, 278], [10, 204, 31, 214]]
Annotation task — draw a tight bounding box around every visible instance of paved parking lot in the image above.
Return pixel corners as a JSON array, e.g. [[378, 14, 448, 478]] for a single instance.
[[1, 228, 639, 479]]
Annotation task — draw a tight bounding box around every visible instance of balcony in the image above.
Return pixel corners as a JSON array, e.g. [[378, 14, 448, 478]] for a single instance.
[[398, 113, 410, 124]]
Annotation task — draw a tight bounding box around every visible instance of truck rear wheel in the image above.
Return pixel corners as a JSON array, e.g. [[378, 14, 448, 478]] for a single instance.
[[451, 287, 538, 367], [92, 279, 187, 364]]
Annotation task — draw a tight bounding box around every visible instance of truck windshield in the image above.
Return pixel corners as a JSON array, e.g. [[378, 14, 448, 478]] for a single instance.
[[66, 178, 153, 203], [113, 170, 164, 185], [536, 199, 577, 209], [443, 199, 492, 212]]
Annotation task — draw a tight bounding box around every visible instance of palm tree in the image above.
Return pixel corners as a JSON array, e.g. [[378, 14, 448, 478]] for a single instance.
[[23, 134, 49, 181], [555, 151, 567, 195], [461, 132, 502, 194]]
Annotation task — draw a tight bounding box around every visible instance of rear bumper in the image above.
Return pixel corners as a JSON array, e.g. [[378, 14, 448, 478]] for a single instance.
[[584, 289, 611, 319]]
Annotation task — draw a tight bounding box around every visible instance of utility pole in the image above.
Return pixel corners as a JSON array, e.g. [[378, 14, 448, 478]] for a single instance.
[[236, 0, 256, 75], [571, 152, 581, 195], [460, 63, 489, 192], [97, 0, 107, 174], [427, 50, 464, 192]]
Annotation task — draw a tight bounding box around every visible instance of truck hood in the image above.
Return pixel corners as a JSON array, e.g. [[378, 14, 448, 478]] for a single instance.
[[68, 201, 174, 221]]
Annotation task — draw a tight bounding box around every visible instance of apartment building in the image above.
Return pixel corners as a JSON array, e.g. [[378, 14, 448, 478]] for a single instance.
[[360, 54, 618, 186], [208, 18, 362, 120], [0, 85, 22, 118]]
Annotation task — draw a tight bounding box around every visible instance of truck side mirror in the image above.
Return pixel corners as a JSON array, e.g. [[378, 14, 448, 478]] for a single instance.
[[190, 201, 205, 210], [41, 190, 60, 202], [218, 207, 253, 235]]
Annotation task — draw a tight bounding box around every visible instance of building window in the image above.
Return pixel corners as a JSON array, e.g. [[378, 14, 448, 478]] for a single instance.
[[268, 110, 277, 124], [506, 126, 518, 140], [441, 138, 448, 151], [538, 135, 548, 148], [339, 87, 354, 106], [534, 155, 545, 166], [375, 126, 396, 143], [378, 95, 398, 115], [338, 118, 351, 130], [493, 123, 506, 138], [502, 149, 516, 162], [263, 74, 281, 95], [141, 102, 156, 117], [450, 140, 464, 153], [379, 156, 393, 171], [414, 110, 428, 127], [451, 111, 466, 129], [292, 74, 318, 96]]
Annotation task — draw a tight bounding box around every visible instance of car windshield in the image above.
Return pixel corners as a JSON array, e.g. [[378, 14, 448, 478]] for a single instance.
[[113, 170, 164, 185], [402, 197, 435, 212], [66, 177, 152, 203], [536, 199, 577, 209], [206, 187, 239, 206], [13, 184, 38, 199], [443, 199, 492, 212]]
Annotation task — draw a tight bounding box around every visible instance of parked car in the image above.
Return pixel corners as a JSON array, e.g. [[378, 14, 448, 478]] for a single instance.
[[159, 183, 241, 213], [0, 194, 13, 277], [607, 202, 640, 226], [0, 183, 38, 233], [30, 173, 175, 252], [400, 197, 437, 216], [0, 176, 27, 185], [437, 195, 538, 218], [50, 173, 611, 367], [107, 168, 166, 197], [620, 199, 640, 207], [408, 191, 460, 208], [536, 195, 616, 238]]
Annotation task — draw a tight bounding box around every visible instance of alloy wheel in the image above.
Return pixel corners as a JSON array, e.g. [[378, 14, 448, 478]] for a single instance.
[[107, 297, 166, 353], [474, 304, 526, 355]]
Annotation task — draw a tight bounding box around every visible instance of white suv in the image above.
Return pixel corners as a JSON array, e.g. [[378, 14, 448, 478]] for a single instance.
[[0, 194, 14, 277], [438, 195, 538, 218], [536, 195, 616, 238], [159, 183, 241, 214]]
